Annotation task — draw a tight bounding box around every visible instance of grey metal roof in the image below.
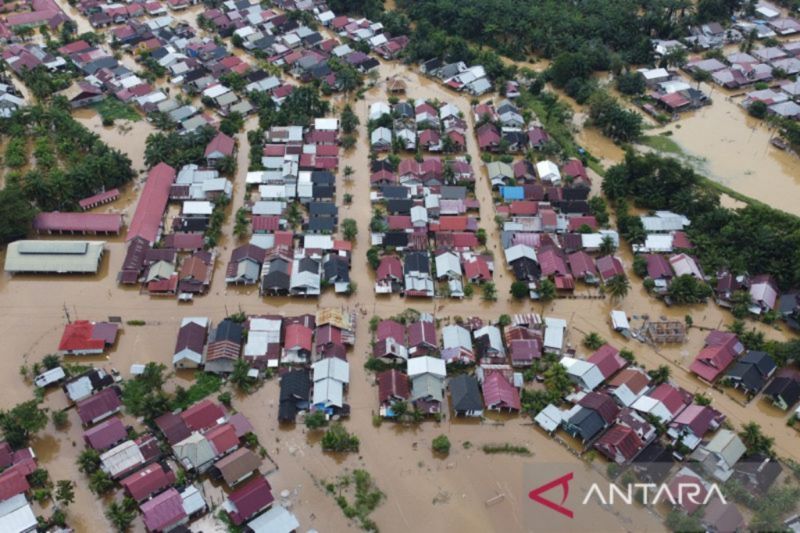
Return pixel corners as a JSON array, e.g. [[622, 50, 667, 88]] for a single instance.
[[5, 240, 105, 273]]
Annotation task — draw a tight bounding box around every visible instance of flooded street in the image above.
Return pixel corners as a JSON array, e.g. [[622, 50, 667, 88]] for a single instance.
[[2, 10, 800, 533]]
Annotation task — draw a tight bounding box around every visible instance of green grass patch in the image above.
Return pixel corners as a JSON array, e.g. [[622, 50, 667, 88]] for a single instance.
[[94, 98, 141, 123], [640, 134, 684, 155], [481, 443, 532, 456], [171, 372, 223, 410], [328, 469, 384, 532], [125, 320, 145, 326]]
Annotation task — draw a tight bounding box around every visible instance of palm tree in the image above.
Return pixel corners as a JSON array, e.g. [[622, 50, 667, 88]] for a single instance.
[[55, 480, 75, 507], [105, 498, 136, 532], [544, 363, 572, 397], [598, 235, 617, 256], [738, 422, 774, 456], [648, 365, 671, 385], [343, 165, 354, 181], [538, 279, 556, 302], [605, 274, 631, 301]]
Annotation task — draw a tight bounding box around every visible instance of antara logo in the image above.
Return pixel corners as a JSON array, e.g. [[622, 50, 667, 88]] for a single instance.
[[528, 472, 575, 519], [528, 473, 727, 518]]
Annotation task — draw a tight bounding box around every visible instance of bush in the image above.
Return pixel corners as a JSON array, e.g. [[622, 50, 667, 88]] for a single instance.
[[432, 435, 451, 455], [321, 423, 359, 452], [305, 410, 328, 430]]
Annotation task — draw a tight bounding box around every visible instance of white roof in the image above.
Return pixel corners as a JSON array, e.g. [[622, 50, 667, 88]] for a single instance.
[[314, 118, 339, 131], [34, 366, 66, 387], [638, 67, 669, 80], [442, 324, 472, 351], [312, 358, 350, 384], [641, 211, 690, 232], [101, 440, 144, 477], [669, 253, 703, 279], [181, 484, 206, 516], [659, 80, 692, 94], [581, 231, 620, 250], [633, 234, 674, 253], [474, 325, 505, 355], [407, 356, 446, 378], [504, 244, 536, 263], [534, 404, 564, 433], [705, 429, 746, 468], [259, 184, 287, 200], [244, 331, 272, 358], [611, 310, 630, 331], [562, 357, 604, 391], [312, 377, 343, 407], [183, 201, 213, 216], [304, 234, 334, 250], [0, 494, 37, 533], [202, 84, 231, 99], [631, 396, 672, 423], [369, 102, 391, 120], [247, 505, 300, 533], [543, 317, 567, 351], [65, 375, 95, 402], [435, 251, 461, 278], [252, 201, 285, 216], [536, 160, 561, 183], [371, 127, 392, 144]]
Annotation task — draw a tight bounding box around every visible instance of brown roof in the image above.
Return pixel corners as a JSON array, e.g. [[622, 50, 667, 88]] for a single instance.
[[607, 368, 650, 395], [377, 369, 410, 403], [180, 255, 210, 282], [215, 447, 261, 486]]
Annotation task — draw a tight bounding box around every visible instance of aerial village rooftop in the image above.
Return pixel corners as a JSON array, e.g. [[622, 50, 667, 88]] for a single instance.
[[0, 0, 800, 531]]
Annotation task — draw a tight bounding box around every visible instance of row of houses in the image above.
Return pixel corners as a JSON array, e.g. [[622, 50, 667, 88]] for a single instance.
[[369, 99, 467, 153], [474, 100, 557, 154], [0, 0, 71, 41], [420, 58, 492, 96], [0, 442, 41, 532]]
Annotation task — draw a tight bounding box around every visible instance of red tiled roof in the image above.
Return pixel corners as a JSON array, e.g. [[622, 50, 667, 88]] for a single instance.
[[387, 215, 412, 230], [128, 162, 176, 243], [79, 188, 120, 210], [84, 417, 127, 451], [377, 320, 404, 343], [141, 488, 187, 531], [608, 368, 650, 395], [205, 422, 239, 455], [596, 255, 625, 281], [508, 201, 538, 216], [121, 463, 175, 501], [437, 216, 468, 232], [0, 469, 29, 501], [164, 232, 204, 250], [284, 324, 312, 352], [595, 424, 643, 462], [649, 384, 689, 416], [407, 320, 436, 349], [579, 391, 620, 424], [376, 256, 402, 280], [377, 369, 410, 403], [77, 388, 121, 425], [154, 412, 190, 445], [463, 256, 491, 281], [228, 475, 274, 525], [181, 399, 225, 432], [567, 216, 597, 232], [587, 344, 627, 379], [58, 320, 118, 352], [205, 132, 235, 157], [510, 338, 542, 363], [568, 251, 597, 279], [538, 248, 569, 277], [482, 371, 521, 410]]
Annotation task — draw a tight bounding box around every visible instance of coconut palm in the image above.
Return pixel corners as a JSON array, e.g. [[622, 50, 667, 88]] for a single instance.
[[605, 274, 631, 301], [648, 365, 671, 385], [598, 235, 617, 256], [105, 498, 136, 532], [738, 422, 774, 456]]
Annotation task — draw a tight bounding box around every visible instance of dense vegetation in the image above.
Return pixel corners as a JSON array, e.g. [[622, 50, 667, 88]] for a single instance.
[[0, 102, 134, 243], [144, 125, 218, 169], [603, 151, 800, 290]]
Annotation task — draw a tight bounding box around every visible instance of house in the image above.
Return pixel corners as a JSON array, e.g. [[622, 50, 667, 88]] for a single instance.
[[667, 404, 724, 450], [226, 245, 265, 285], [562, 357, 604, 391], [733, 454, 783, 493], [702, 499, 745, 533], [665, 468, 709, 515], [482, 371, 520, 412], [120, 463, 176, 502], [172, 433, 216, 473], [725, 351, 776, 395], [449, 375, 483, 417], [565, 392, 620, 442], [632, 383, 691, 423], [762, 370, 800, 410], [441, 324, 474, 364], [224, 475, 274, 526], [84, 417, 128, 451], [543, 317, 567, 355], [205, 131, 235, 166], [408, 356, 446, 414], [509, 338, 541, 367], [0, 494, 36, 533], [58, 320, 119, 355], [633, 443, 676, 483], [587, 344, 627, 381], [486, 161, 513, 188], [246, 504, 300, 533], [182, 399, 225, 433], [173, 317, 209, 368], [474, 325, 506, 363], [77, 387, 122, 426], [607, 368, 650, 407], [141, 488, 187, 532], [312, 357, 350, 412], [407, 316, 437, 356], [214, 448, 261, 487], [283, 323, 313, 364], [536, 160, 561, 184], [693, 429, 747, 481], [370, 127, 392, 150], [127, 162, 176, 244], [749, 275, 779, 313], [377, 369, 410, 417], [205, 319, 243, 374], [278, 370, 310, 422], [63, 368, 115, 403], [690, 331, 744, 383], [101, 434, 160, 479], [594, 424, 645, 464]]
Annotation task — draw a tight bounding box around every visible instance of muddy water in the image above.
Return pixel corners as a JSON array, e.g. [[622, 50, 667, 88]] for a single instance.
[[2, 12, 799, 533], [650, 82, 800, 215]]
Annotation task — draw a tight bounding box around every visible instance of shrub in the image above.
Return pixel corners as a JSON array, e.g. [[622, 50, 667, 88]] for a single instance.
[[432, 435, 451, 455]]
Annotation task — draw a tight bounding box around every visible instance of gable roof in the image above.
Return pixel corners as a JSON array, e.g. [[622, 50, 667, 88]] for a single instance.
[[587, 344, 627, 379], [77, 387, 121, 424], [227, 475, 274, 525], [450, 375, 483, 412], [579, 391, 620, 424], [482, 372, 520, 410], [215, 447, 261, 486], [141, 488, 187, 531]]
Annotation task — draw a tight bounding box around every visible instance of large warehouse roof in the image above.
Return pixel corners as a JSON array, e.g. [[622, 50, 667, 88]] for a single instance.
[[4, 240, 106, 274]]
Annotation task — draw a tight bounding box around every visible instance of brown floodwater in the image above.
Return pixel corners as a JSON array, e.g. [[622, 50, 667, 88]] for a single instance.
[[2, 15, 799, 533]]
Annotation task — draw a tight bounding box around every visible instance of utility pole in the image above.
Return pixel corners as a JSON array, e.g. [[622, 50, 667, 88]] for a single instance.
[[63, 302, 71, 324]]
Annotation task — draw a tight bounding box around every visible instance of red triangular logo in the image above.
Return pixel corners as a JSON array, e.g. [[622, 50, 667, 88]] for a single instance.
[[528, 472, 574, 518]]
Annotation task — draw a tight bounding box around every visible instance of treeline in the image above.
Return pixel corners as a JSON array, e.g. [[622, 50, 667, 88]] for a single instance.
[[603, 151, 800, 290], [0, 102, 135, 243], [145, 125, 218, 169]]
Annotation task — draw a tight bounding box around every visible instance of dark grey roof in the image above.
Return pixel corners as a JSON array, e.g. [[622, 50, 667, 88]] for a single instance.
[[450, 375, 482, 413], [386, 199, 412, 215], [440, 186, 467, 200], [383, 232, 409, 248], [279, 370, 310, 422], [309, 202, 337, 216], [298, 257, 320, 274], [214, 319, 243, 344], [323, 256, 349, 282], [393, 102, 413, 118], [313, 185, 334, 199], [381, 186, 409, 200], [307, 217, 336, 232], [633, 443, 675, 483], [404, 252, 430, 274], [763, 377, 800, 407], [310, 171, 335, 185], [566, 408, 604, 441]]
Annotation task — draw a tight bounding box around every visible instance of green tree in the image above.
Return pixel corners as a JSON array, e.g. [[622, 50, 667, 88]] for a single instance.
[[305, 410, 328, 430], [42, 354, 61, 370], [583, 332, 605, 351], [511, 281, 529, 299], [51, 410, 69, 430], [0, 187, 36, 245], [340, 104, 360, 134], [0, 400, 49, 447], [738, 422, 775, 456], [544, 363, 572, 397], [482, 282, 497, 301], [432, 435, 451, 455], [538, 279, 556, 302], [667, 275, 712, 304], [230, 359, 256, 394], [321, 423, 359, 452], [598, 234, 617, 256], [55, 480, 75, 507], [105, 497, 137, 532], [88, 470, 114, 495], [77, 449, 101, 474], [648, 365, 671, 385], [342, 218, 358, 242], [605, 274, 630, 301]]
